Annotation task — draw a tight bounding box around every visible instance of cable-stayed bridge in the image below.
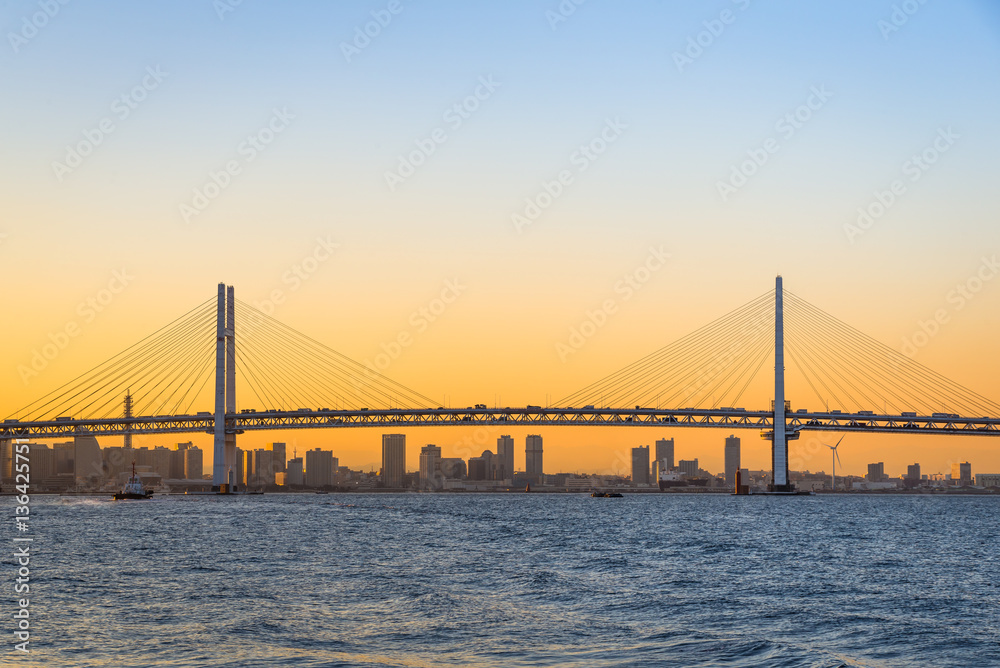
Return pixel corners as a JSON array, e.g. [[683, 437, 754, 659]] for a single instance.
[[4, 278, 999, 492]]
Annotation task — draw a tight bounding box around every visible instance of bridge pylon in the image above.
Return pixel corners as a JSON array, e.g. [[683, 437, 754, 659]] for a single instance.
[[767, 275, 794, 492], [212, 284, 238, 492]]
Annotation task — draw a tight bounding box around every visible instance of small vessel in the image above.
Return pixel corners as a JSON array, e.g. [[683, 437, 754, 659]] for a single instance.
[[591, 491, 623, 498], [114, 463, 153, 500]]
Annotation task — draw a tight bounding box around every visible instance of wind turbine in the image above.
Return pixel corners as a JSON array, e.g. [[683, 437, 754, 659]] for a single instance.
[[823, 436, 844, 491]]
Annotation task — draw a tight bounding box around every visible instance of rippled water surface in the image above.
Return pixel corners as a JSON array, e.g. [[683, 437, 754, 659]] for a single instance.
[[8, 493, 1000, 667]]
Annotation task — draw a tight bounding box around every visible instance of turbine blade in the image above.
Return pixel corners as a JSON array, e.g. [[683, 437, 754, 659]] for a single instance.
[[835, 436, 845, 448], [835, 449, 842, 467]]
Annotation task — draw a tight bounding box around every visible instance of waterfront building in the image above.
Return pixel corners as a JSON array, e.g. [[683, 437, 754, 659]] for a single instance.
[[73, 435, 103, 485], [419, 444, 442, 488], [654, 438, 675, 473], [497, 435, 515, 481], [866, 462, 886, 482], [305, 448, 334, 488], [631, 446, 650, 485], [678, 458, 699, 478], [381, 434, 406, 488], [525, 435, 543, 482], [724, 435, 741, 487], [268, 442, 287, 472], [287, 457, 304, 486]]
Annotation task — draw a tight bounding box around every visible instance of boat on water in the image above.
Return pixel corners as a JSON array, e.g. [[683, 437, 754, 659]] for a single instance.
[[114, 463, 153, 500], [591, 491, 623, 498]]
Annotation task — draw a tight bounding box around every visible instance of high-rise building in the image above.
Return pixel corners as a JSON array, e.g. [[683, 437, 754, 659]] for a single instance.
[[497, 435, 515, 481], [248, 449, 275, 486], [906, 463, 921, 481], [631, 446, 650, 485], [654, 438, 675, 473], [74, 435, 103, 484], [867, 462, 886, 482], [724, 435, 741, 487], [525, 435, 543, 482], [268, 442, 287, 472], [305, 448, 334, 488], [287, 457, 304, 486], [28, 444, 54, 485], [185, 446, 204, 480], [382, 434, 406, 487], [419, 444, 442, 487], [678, 458, 699, 478], [952, 461, 972, 486]]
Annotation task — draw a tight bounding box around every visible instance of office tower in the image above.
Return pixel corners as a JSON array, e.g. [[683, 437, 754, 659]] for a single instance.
[[419, 444, 442, 487], [497, 435, 515, 481], [867, 462, 885, 482], [907, 463, 921, 480], [678, 458, 699, 477], [305, 448, 334, 488], [287, 457, 304, 486], [267, 442, 287, 472], [185, 446, 204, 480], [382, 434, 406, 487], [73, 435, 103, 483], [724, 434, 741, 487], [631, 446, 650, 485], [655, 438, 675, 472], [525, 435, 543, 482], [952, 461, 972, 486]]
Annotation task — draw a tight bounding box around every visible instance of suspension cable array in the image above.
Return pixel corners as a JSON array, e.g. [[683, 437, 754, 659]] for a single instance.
[[234, 300, 436, 411], [559, 290, 776, 410], [783, 290, 1000, 417], [8, 298, 218, 422]]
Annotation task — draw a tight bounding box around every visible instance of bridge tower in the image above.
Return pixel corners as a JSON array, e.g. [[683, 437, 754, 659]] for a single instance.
[[212, 284, 237, 491], [769, 275, 794, 492]]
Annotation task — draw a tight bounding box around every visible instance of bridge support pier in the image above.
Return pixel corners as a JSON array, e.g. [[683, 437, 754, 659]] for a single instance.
[[211, 284, 237, 492]]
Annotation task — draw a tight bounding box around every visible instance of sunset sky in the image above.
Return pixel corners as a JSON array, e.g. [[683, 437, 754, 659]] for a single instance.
[[3, 1, 1000, 477]]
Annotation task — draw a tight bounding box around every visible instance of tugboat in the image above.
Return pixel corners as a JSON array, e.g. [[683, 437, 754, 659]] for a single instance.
[[114, 463, 153, 500], [590, 491, 624, 498]]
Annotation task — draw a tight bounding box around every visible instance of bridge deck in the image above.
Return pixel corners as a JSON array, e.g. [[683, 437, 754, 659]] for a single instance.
[[3, 408, 999, 439]]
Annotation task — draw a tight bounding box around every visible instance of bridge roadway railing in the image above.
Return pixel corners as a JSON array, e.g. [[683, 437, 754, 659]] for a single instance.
[[2, 408, 1000, 439]]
